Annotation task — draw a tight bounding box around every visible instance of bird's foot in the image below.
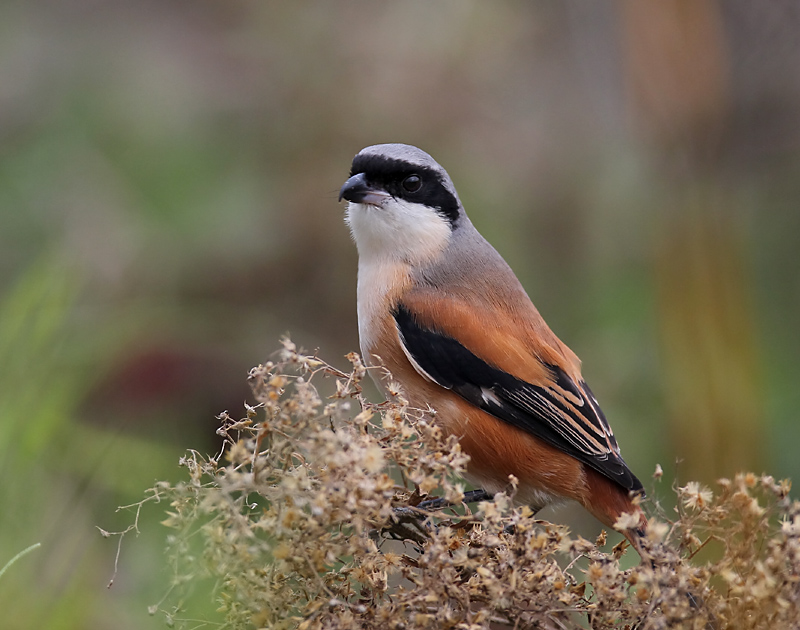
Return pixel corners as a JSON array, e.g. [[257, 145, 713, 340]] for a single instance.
[[377, 489, 494, 547], [414, 488, 494, 512]]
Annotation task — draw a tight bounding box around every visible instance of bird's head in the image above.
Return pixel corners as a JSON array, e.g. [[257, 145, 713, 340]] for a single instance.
[[340, 144, 466, 264]]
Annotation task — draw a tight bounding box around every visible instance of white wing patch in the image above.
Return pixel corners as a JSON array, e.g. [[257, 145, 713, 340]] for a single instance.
[[481, 387, 502, 407]]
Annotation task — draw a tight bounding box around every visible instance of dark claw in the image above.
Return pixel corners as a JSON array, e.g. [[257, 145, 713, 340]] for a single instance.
[[415, 488, 494, 512]]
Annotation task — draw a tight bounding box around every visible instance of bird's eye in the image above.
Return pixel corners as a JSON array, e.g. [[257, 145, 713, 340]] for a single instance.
[[402, 174, 422, 193]]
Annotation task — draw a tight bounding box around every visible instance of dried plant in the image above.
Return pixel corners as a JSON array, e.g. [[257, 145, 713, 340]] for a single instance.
[[149, 340, 800, 629]]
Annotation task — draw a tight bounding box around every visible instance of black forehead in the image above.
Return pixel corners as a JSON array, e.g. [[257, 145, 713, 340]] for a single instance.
[[349, 153, 461, 226], [350, 153, 436, 180]]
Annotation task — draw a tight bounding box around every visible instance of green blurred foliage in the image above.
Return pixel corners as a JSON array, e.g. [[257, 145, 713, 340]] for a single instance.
[[0, 1, 798, 627]]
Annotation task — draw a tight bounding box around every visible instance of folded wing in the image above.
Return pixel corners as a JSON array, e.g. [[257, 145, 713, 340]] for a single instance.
[[393, 301, 643, 495]]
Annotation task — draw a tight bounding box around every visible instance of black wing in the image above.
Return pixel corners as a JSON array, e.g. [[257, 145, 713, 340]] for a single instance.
[[394, 304, 643, 494]]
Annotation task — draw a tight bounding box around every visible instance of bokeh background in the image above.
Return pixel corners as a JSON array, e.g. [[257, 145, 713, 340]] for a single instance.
[[2, 1, 799, 627]]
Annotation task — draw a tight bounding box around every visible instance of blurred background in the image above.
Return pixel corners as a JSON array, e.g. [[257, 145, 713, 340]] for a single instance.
[[1, 1, 799, 627]]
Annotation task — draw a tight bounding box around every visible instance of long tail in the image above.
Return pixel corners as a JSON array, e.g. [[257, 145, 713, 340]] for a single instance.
[[582, 466, 647, 553]]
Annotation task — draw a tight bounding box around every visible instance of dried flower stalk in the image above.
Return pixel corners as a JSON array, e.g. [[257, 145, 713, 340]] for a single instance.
[[152, 340, 800, 629]]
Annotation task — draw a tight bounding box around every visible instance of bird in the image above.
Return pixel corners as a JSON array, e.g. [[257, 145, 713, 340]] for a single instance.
[[338, 143, 647, 549]]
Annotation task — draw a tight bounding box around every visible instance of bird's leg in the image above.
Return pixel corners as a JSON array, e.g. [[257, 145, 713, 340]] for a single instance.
[[393, 488, 493, 521], [415, 488, 494, 512], [380, 489, 494, 547]]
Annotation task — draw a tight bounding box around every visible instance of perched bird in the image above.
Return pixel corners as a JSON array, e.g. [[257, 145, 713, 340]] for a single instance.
[[339, 143, 646, 548]]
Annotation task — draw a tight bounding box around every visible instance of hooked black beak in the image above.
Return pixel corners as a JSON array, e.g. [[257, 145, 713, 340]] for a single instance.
[[339, 172, 391, 205]]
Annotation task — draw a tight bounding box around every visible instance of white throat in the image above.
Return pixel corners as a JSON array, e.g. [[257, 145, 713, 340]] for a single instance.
[[345, 199, 452, 266], [346, 198, 452, 358]]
